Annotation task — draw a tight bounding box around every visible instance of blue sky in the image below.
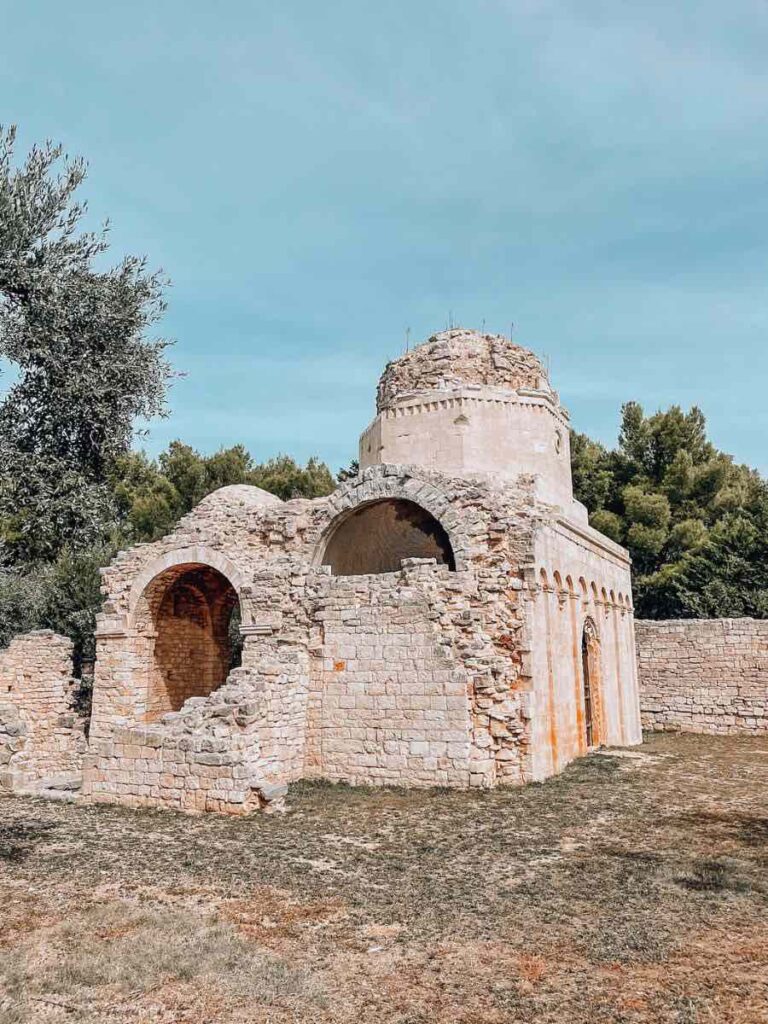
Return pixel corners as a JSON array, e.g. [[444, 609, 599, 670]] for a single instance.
[[3, 1, 767, 473]]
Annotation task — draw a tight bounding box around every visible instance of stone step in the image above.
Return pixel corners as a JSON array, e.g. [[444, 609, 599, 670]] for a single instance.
[[36, 772, 82, 793]]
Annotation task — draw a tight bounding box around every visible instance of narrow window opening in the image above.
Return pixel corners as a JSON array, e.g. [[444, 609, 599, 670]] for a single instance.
[[581, 619, 600, 748]]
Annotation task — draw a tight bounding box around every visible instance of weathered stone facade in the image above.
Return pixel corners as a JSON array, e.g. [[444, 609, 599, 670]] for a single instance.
[[361, 331, 581, 513], [636, 619, 768, 734], [0, 328, 643, 811], [0, 631, 87, 793], [76, 329, 641, 813]]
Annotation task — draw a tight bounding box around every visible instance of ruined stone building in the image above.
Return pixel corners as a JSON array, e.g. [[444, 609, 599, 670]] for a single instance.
[[71, 328, 640, 813]]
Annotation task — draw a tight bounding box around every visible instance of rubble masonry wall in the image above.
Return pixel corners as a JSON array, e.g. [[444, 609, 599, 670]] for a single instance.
[[0, 631, 87, 792], [84, 466, 542, 812]]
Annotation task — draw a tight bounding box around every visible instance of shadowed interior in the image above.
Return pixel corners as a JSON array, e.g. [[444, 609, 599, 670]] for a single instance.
[[322, 499, 456, 576], [141, 564, 241, 719]]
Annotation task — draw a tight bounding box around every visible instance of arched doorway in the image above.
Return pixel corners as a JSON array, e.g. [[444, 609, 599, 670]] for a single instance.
[[581, 618, 600, 748], [321, 498, 456, 576], [138, 563, 242, 720]]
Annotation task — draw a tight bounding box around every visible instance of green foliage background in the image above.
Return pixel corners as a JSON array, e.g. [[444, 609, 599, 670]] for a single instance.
[[0, 125, 338, 666], [0, 444, 338, 664], [1, 124, 767, 674], [571, 403, 768, 620]]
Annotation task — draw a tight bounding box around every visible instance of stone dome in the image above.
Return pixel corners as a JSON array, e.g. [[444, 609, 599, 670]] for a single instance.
[[197, 484, 283, 509], [376, 328, 551, 412], [360, 326, 583, 518]]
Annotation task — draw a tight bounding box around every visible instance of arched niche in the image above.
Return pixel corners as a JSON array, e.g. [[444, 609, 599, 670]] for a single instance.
[[135, 562, 242, 720], [320, 498, 456, 576]]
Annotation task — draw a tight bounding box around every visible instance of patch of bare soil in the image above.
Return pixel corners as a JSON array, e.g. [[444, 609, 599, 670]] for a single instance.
[[0, 733, 766, 1023]]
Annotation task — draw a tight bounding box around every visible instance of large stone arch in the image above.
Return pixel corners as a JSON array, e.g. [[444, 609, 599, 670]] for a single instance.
[[122, 548, 251, 721], [313, 468, 469, 572]]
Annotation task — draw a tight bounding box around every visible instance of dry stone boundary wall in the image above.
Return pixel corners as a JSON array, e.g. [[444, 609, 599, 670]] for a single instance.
[[0, 631, 87, 793], [636, 619, 768, 734]]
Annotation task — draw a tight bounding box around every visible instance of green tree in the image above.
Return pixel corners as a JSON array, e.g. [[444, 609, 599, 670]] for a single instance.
[[0, 125, 172, 564], [571, 402, 768, 619], [0, 124, 172, 673], [112, 444, 337, 544], [250, 454, 335, 500], [337, 458, 360, 483], [111, 451, 180, 543]]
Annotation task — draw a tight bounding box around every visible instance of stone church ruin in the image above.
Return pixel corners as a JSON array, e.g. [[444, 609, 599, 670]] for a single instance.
[[4, 329, 649, 811]]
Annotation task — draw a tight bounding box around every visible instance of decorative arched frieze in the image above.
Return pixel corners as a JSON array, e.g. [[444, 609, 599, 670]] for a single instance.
[[552, 571, 567, 609]]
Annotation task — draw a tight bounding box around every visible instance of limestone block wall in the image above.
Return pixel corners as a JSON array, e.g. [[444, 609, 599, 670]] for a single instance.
[[636, 619, 768, 734], [0, 631, 87, 792], [304, 562, 472, 788], [86, 562, 313, 813], [82, 674, 287, 815], [313, 469, 543, 790], [362, 329, 583, 515], [359, 388, 575, 511]]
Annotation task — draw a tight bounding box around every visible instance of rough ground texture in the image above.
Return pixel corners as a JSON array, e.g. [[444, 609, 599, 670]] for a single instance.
[[0, 733, 766, 1023]]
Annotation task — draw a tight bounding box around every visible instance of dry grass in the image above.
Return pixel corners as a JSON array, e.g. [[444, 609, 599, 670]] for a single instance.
[[0, 903, 322, 1023], [0, 732, 766, 1022]]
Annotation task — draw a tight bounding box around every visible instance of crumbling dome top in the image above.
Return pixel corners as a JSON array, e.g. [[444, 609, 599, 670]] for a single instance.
[[376, 328, 550, 412], [196, 484, 283, 509]]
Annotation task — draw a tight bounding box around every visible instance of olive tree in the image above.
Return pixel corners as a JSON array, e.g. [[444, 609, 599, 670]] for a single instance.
[[0, 125, 172, 564]]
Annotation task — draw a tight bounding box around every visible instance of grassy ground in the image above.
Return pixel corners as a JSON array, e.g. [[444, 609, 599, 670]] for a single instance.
[[0, 732, 766, 1023]]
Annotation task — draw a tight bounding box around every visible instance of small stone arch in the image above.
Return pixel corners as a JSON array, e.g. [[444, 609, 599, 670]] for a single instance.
[[127, 547, 250, 630], [552, 571, 566, 608]]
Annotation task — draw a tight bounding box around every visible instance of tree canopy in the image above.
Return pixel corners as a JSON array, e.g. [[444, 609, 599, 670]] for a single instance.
[[572, 403, 768, 619], [0, 126, 338, 665], [112, 444, 336, 544], [0, 124, 172, 564]]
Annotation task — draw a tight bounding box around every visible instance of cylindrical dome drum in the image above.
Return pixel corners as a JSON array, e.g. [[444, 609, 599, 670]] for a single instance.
[[360, 328, 576, 514]]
